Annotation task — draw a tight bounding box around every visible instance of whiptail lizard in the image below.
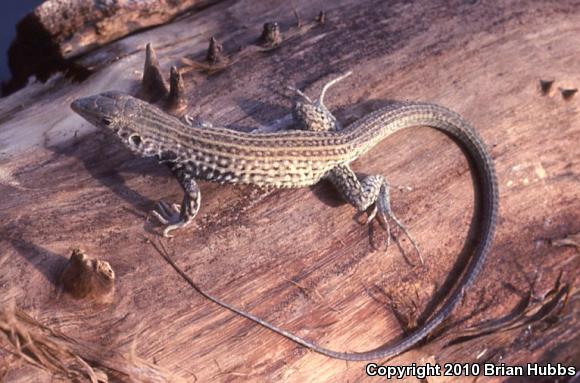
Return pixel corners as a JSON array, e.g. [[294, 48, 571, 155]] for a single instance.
[[70, 46, 498, 361]]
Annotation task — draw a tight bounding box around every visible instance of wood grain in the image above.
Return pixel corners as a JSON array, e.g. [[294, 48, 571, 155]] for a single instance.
[[1, 0, 579, 381]]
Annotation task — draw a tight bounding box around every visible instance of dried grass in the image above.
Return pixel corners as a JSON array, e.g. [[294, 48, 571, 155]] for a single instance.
[[0, 297, 184, 382]]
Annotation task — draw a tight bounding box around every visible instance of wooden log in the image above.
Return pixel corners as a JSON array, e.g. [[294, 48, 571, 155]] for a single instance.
[[4, 0, 222, 95], [0, 0, 579, 381]]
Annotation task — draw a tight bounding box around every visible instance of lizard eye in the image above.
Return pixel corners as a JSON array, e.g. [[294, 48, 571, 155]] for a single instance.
[[101, 117, 113, 126], [129, 134, 142, 147]]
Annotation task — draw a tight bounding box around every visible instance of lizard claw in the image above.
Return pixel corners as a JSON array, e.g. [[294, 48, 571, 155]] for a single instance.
[[183, 114, 195, 126], [377, 190, 423, 265], [161, 221, 190, 238], [366, 204, 378, 224], [183, 114, 214, 129], [376, 209, 391, 251], [389, 213, 423, 265], [151, 200, 185, 237], [151, 200, 181, 224]]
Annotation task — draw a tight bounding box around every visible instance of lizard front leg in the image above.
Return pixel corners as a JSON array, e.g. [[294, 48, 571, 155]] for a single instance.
[[151, 164, 201, 237]]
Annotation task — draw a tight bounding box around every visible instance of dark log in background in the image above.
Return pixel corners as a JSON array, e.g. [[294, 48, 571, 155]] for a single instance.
[[0, 0, 579, 381], [3, 0, 221, 94]]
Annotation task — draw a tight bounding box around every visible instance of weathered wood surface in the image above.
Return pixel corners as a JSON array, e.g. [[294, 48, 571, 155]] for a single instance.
[[1, 0, 579, 381]]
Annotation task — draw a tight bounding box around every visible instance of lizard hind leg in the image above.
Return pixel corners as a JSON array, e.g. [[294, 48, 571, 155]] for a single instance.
[[151, 166, 201, 237], [288, 71, 352, 132], [327, 164, 423, 264]]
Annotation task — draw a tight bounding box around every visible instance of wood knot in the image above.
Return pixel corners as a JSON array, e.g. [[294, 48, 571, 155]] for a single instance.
[[559, 87, 578, 100], [259, 22, 282, 48], [206, 36, 228, 65], [59, 248, 115, 303], [539, 79, 554, 95], [316, 11, 326, 25]]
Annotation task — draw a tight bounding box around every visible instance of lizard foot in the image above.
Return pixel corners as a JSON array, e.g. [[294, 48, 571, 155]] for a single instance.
[[183, 114, 214, 128], [151, 201, 190, 237], [372, 183, 423, 265]]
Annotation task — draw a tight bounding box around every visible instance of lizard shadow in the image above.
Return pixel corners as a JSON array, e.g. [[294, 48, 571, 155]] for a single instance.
[[48, 131, 168, 221], [397, 130, 485, 346], [234, 97, 290, 131]]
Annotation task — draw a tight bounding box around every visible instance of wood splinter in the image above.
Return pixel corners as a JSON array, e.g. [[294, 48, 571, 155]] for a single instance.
[[559, 87, 578, 100], [140, 44, 188, 117], [316, 11, 326, 24], [140, 43, 169, 102], [205, 36, 228, 66], [166, 66, 187, 116], [59, 248, 115, 303]]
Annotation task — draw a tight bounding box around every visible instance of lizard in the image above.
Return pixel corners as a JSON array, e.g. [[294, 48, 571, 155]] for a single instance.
[[70, 45, 498, 361]]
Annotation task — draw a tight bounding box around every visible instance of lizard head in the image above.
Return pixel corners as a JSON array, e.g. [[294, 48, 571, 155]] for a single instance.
[[71, 91, 165, 157]]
